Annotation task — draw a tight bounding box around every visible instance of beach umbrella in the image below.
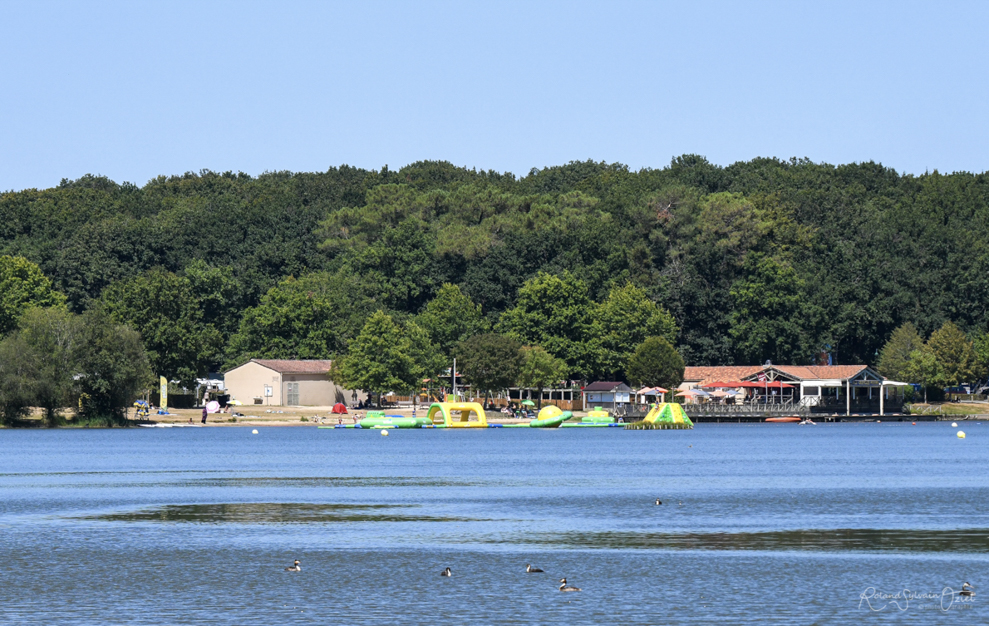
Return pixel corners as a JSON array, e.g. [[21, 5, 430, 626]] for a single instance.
[[206, 401, 221, 413], [708, 389, 730, 397], [227, 399, 243, 406], [331, 402, 348, 414], [521, 400, 536, 406]]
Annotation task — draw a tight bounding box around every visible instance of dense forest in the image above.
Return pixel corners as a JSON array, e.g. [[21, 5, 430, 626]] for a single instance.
[[3, 156, 989, 387]]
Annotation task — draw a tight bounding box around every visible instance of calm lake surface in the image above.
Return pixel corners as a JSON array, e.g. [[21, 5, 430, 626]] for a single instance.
[[1, 423, 986, 624]]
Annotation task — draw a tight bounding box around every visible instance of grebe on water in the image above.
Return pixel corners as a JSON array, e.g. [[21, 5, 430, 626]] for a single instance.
[[559, 578, 581, 592], [284, 560, 301, 572]]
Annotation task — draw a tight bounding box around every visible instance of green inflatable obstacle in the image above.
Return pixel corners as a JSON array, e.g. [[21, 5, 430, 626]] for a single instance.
[[358, 412, 432, 429], [528, 405, 573, 428], [642, 402, 694, 427], [581, 407, 614, 424]]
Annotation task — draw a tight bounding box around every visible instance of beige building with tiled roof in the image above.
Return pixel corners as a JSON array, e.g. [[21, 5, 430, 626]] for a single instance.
[[224, 359, 365, 407]]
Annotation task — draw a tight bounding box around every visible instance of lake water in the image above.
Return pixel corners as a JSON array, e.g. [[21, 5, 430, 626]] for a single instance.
[[0, 423, 986, 624]]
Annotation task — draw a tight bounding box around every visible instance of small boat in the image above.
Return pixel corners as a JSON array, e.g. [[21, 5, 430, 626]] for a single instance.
[[798, 418, 816, 425], [765, 417, 801, 423]]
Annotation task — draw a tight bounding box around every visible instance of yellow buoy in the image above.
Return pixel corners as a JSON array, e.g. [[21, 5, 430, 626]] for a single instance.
[[252, 429, 258, 434], [381, 429, 389, 436], [957, 431, 966, 439]]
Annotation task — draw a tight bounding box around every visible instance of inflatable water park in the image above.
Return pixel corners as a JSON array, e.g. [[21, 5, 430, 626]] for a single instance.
[[317, 402, 693, 430]]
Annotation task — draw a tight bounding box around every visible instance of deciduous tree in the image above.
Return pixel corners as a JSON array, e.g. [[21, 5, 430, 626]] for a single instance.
[[74, 305, 153, 425], [0, 255, 67, 336], [500, 271, 596, 377], [927, 321, 979, 388], [334, 311, 416, 403], [877, 322, 925, 382], [102, 269, 222, 388], [591, 282, 677, 379], [517, 346, 567, 409], [416, 284, 488, 358], [454, 334, 522, 404], [626, 337, 685, 391]]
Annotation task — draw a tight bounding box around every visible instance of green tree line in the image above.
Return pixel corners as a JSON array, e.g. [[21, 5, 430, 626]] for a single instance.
[[3, 157, 989, 391]]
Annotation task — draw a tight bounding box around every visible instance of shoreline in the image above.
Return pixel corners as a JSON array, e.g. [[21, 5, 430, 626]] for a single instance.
[[4, 405, 567, 428]]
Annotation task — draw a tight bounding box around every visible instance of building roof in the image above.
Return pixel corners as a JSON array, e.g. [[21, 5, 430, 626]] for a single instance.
[[582, 381, 632, 393], [682, 366, 764, 385], [773, 365, 869, 381], [244, 359, 334, 375], [683, 364, 873, 386]]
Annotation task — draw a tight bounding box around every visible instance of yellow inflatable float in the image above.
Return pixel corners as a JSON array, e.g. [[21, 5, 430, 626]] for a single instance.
[[426, 402, 489, 428]]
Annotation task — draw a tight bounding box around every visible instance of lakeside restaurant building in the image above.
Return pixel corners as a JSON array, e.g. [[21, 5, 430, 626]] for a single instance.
[[223, 359, 364, 407], [680, 365, 907, 416]]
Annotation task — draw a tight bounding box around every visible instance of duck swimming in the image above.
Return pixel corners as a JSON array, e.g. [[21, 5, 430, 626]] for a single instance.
[[960, 582, 975, 597], [526, 564, 544, 573], [559, 578, 581, 592], [655, 499, 662, 505], [284, 560, 301, 572], [440, 567, 452, 577]]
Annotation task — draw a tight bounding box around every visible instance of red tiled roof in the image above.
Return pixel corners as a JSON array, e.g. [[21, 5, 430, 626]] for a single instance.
[[773, 365, 869, 380], [250, 359, 334, 374], [684, 364, 872, 385], [682, 366, 764, 385]]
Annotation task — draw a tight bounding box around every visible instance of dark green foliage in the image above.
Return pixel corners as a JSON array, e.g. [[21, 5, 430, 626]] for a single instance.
[[0, 334, 34, 425], [517, 346, 568, 408], [101, 268, 224, 388], [0, 306, 151, 426], [227, 271, 379, 367], [333, 311, 417, 396], [0, 255, 67, 336], [454, 334, 523, 399], [3, 157, 989, 377], [499, 271, 596, 377], [626, 337, 685, 391], [416, 284, 489, 360], [15, 308, 79, 426], [74, 306, 153, 425]]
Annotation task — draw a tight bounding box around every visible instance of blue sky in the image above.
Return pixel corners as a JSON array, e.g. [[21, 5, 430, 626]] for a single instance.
[[2, 0, 987, 191]]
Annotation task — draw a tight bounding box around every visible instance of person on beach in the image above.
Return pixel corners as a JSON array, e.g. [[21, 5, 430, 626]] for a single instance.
[[201, 406, 208, 424]]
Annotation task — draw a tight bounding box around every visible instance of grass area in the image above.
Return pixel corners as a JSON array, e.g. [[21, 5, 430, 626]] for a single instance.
[[909, 402, 989, 416]]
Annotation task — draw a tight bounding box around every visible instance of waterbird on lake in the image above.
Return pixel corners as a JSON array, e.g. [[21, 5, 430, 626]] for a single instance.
[[559, 578, 581, 592], [440, 567, 452, 577], [655, 499, 662, 505], [526, 564, 544, 573], [285, 560, 301, 572], [960, 583, 975, 597]]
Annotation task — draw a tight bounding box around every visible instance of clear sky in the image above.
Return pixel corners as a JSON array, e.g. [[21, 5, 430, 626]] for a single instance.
[[2, 0, 987, 191]]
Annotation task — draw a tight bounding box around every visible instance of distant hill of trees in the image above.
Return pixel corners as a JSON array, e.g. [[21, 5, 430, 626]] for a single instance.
[[3, 156, 989, 385]]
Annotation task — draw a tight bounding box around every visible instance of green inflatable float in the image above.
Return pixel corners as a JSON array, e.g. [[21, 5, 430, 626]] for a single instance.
[[359, 411, 432, 429], [527, 405, 573, 428]]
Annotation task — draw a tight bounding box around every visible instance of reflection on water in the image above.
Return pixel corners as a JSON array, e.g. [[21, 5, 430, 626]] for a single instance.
[[500, 528, 989, 552], [78, 502, 487, 524], [1, 424, 987, 624]]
